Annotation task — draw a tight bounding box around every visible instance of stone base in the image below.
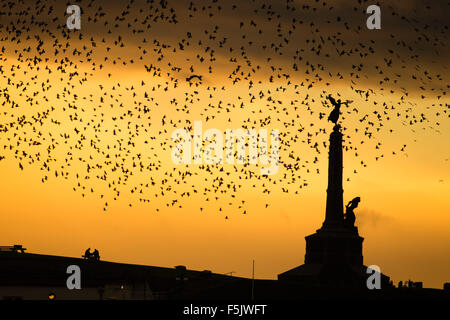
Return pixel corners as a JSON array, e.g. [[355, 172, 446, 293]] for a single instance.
[[277, 263, 391, 289], [277, 225, 390, 288], [305, 226, 363, 265]]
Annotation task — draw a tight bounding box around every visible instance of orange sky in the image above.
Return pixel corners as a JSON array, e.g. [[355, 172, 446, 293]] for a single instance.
[[0, 71, 448, 288], [0, 0, 449, 289]]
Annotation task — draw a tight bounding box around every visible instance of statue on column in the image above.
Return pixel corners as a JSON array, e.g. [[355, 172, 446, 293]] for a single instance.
[[327, 94, 353, 126], [344, 197, 360, 228], [327, 95, 342, 124]]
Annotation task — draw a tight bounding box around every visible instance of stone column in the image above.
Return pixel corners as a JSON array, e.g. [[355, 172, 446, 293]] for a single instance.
[[322, 124, 344, 229]]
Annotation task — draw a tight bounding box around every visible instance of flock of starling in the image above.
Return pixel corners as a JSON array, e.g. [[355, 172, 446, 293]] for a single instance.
[[0, 0, 448, 215]]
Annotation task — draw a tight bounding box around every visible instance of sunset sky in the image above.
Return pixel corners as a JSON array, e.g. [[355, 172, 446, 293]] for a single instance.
[[0, 0, 449, 289]]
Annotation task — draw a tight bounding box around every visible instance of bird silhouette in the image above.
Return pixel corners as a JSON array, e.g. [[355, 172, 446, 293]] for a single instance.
[[0, 0, 446, 216]]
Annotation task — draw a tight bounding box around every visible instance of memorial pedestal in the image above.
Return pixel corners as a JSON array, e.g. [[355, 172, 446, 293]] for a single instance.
[[278, 225, 370, 288], [305, 226, 363, 265]]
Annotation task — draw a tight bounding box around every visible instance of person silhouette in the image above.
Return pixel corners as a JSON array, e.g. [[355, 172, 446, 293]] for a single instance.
[[92, 249, 100, 261], [84, 248, 91, 260]]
